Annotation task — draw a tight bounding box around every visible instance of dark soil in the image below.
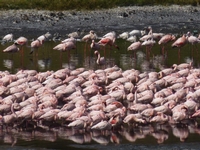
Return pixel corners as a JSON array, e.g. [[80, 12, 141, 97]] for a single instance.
[[0, 5, 200, 39]]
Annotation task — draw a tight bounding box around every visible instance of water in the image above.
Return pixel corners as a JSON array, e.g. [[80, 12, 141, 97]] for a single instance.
[[1, 38, 200, 150], [1, 38, 200, 74]]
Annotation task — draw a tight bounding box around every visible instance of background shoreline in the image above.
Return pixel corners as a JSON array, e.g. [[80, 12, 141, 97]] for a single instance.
[[0, 5, 200, 39]]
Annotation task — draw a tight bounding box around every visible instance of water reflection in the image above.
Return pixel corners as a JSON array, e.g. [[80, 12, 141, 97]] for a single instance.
[[1, 38, 200, 74], [0, 121, 199, 148]]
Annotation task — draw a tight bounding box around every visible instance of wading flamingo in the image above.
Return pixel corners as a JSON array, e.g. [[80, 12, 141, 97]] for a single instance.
[[186, 31, 200, 55], [30, 39, 44, 57], [158, 34, 176, 56], [127, 41, 142, 58], [98, 31, 119, 55], [14, 36, 28, 56], [94, 50, 105, 65], [172, 34, 187, 58]]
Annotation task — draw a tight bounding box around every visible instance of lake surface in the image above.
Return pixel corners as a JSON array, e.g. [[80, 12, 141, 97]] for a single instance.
[[1, 38, 200, 74], [1, 37, 200, 150]]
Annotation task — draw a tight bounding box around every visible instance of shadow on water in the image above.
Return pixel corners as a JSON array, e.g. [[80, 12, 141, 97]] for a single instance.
[[1, 36, 200, 150]]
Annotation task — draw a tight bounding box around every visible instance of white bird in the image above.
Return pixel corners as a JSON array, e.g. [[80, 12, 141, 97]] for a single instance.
[[129, 29, 146, 37], [126, 35, 137, 43], [118, 32, 129, 39], [37, 32, 52, 42], [2, 33, 13, 44]]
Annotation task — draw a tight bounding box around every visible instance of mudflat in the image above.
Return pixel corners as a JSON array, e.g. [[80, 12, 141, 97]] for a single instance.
[[0, 5, 200, 38]]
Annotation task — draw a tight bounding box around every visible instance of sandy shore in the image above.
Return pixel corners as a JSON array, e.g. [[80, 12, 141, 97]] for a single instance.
[[0, 5, 200, 38]]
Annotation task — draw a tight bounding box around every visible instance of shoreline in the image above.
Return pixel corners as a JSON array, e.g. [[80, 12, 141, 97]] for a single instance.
[[0, 5, 200, 39]]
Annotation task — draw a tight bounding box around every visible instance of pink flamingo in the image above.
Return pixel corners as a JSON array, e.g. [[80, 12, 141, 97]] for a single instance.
[[82, 30, 97, 42], [53, 41, 76, 61], [158, 34, 176, 55], [98, 31, 119, 55], [141, 39, 156, 58], [3, 44, 19, 53], [90, 40, 101, 50], [127, 41, 142, 59], [94, 50, 105, 65], [172, 34, 187, 58], [14, 36, 28, 54], [30, 39, 44, 57], [186, 31, 200, 55]]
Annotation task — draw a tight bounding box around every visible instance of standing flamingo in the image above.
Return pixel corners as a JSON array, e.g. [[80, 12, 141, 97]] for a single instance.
[[98, 31, 119, 53], [53, 41, 76, 63], [90, 40, 101, 50], [141, 39, 156, 58], [94, 50, 105, 65], [127, 41, 141, 58], [14, 36, 28, 55], [30, 39, 44, 57], [82, 30, 97, 42], [186, 31, 200, 55], [172, 34, 187, 58], [158, 34, 176, 56]]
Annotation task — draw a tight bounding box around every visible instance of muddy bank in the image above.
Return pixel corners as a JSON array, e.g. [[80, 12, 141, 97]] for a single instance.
[[0, 5, 200, 39]]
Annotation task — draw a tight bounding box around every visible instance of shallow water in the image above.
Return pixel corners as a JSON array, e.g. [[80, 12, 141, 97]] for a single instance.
[[1, 38, 200, 150], [1, 38, 200, 74]]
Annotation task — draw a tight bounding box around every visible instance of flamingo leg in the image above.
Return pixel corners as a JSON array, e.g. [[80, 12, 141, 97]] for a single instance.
[[162, 46, 165, 56]]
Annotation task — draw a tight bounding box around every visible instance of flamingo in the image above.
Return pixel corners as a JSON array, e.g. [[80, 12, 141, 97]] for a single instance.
[[172, 34, 187, 58], [53, 41, 76, 52], [141, 39, 156, 58], [68, 28, 81, 39], [53, 41, 76, 61], [14, 36, 28, 56], [1, 33, 13, 44], [186, 31, 200, 55], [82, 30, 97, 42], [61, 37, 77, 44], [90, 40, 101, 50], [37, 32, 52, 42], [3, 43, 19, 53], [129, 29, 147, 37], [94, 50, 105, 65], [158, 34, 176, 55], [126, 35, 137, 43], [118, 32, 129, 39], [30, 39, 43, 56], [98, 31, 119, 53], [127, 41, 142, 58]]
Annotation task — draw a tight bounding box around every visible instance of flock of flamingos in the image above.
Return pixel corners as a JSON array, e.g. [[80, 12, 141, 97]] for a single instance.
[[0, 26, 200, 144]]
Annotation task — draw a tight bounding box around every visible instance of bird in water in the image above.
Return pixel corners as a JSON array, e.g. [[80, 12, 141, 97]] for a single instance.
[[94, 50, 105, 65], [3, 43, 19, 53], [158, 34, 176, 56], [186, 31, 200, 56], [30, 39, 44, 57], [1, 33, 14, 45], [172, 34, 187, 58], [127, 41, 141, 58]]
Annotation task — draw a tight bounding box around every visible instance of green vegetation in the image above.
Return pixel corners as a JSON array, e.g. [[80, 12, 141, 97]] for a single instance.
[[0, 0, 199, 10]]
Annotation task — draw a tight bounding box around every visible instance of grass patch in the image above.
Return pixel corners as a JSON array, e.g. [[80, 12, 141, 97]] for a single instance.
[[0, 0, 199, 10]]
